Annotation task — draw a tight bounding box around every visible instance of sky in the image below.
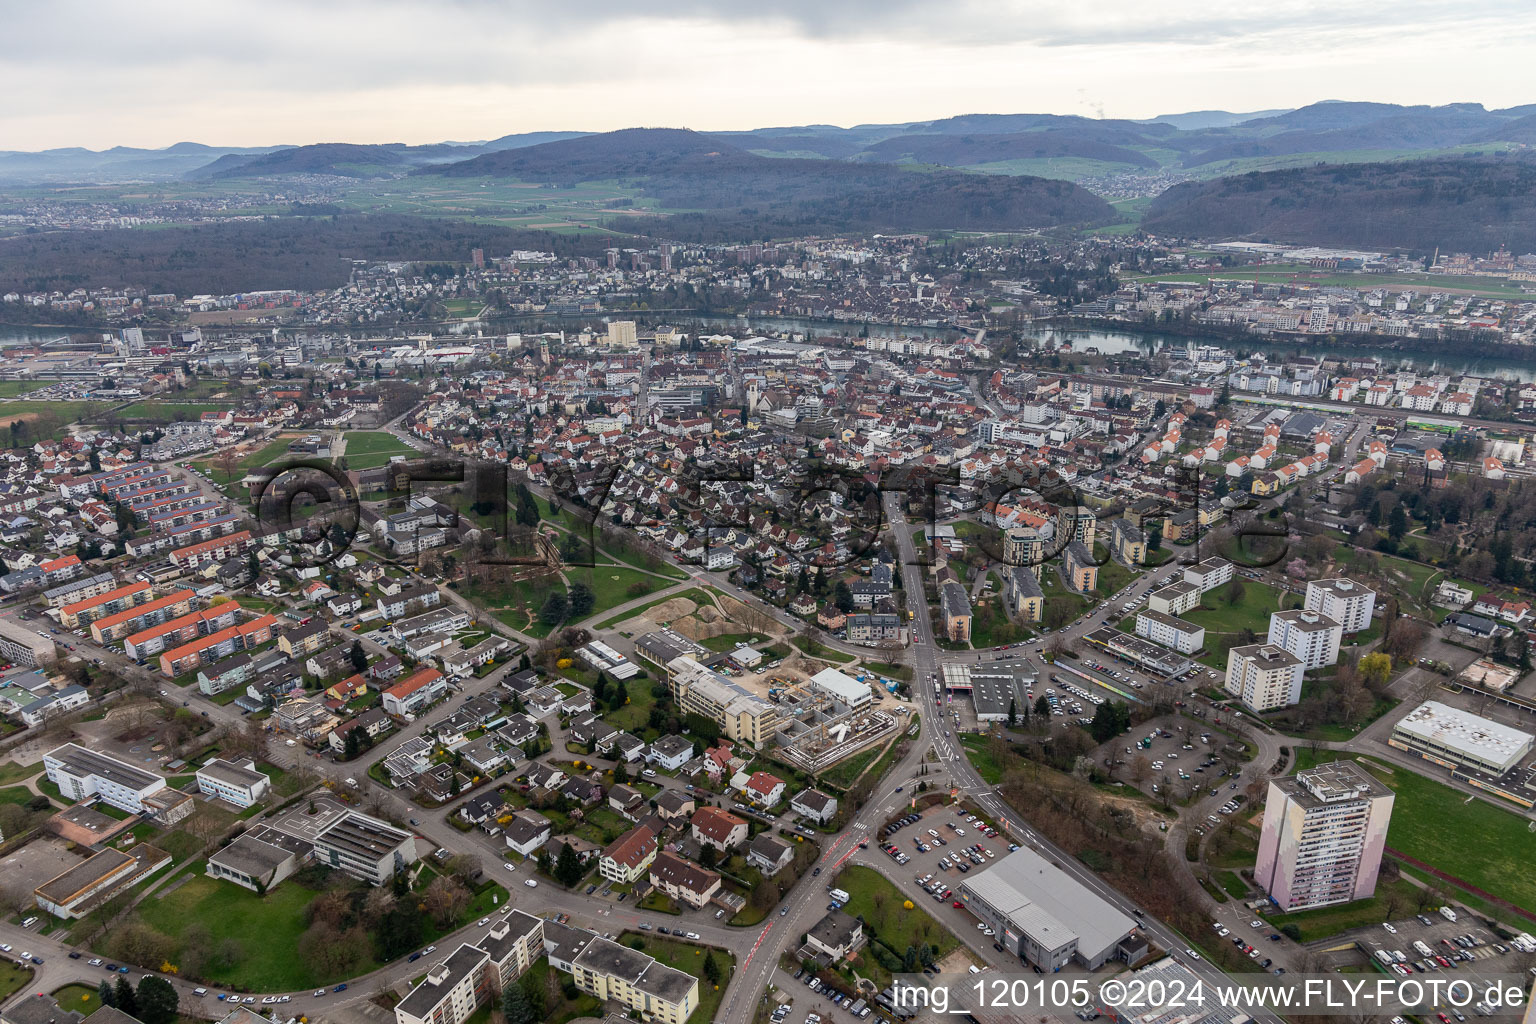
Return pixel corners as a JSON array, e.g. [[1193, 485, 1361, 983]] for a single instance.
[[4, 0, 1536, 151]]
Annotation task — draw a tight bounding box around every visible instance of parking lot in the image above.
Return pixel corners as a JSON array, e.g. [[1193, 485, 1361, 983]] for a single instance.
[[1088, 713, 1248, 804], [1343, 907, 1532, 1015], [871, 801, 1104, 985]]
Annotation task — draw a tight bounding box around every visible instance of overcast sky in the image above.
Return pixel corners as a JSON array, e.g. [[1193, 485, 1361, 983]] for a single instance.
[[4, 0, 1535, 150]]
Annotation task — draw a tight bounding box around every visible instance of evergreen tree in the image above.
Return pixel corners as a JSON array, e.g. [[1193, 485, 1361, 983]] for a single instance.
[[1007, 698, 1017, 728], [349, 640, 368, 673], [135, 976, 179, 1024], [1034, 695, 1050, 717], [114, 979, 137, 1017], [344, 727, 361, 761], [568, 581, 595, 619], [503, 985, 535, 1024], [98, 981, 115, 1008], [554, 843, 585, 887]]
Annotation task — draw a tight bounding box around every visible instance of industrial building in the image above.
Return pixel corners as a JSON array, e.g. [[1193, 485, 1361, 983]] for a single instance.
[[958, 846, 1143, 970], [1254, 761, 1394, 911], [808, 667, 872, 711], [1389, 701, 1535, 775]]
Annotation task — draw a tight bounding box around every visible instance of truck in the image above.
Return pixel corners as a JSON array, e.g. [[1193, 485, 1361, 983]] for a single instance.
[[1439, 906, 1458, 922]]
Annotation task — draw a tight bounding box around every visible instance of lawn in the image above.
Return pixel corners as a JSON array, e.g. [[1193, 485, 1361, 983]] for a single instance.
[[51, 984, 101, 1015], [959, 733, 1011, 785], [0, 761, 43, 785], [699, 632, 775, 654], [617, 931, 735, 1024], [116, 401, 233, 421], [342, 431, 416, 470], [790, 636, 855, 663], [1261, 875, 1425, 942], [0, 963, 32, 1003], [521, 959, 602, 1024], [459, 574, 566, 638], [0, 381, 45, 398], [567, 565, 666, 621], [132, 873, 330, 989], [833, 865, 957, 976], [1181, 579, 1284, 636]]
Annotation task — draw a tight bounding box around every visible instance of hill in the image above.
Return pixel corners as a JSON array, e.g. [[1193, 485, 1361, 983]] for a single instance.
[[424, 128, 1115, 235], [1140, 155, 1536, 252], [0, 213, 620, 296]]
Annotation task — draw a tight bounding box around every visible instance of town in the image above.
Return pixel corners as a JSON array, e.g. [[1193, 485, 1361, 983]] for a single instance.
[[0, 270, 1530, 1024]]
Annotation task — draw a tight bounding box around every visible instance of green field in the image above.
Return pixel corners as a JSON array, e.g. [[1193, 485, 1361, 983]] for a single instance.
[[567, 565, 667, 622], [51, 984, 101, 1014], [0, 963, 32, 1003], [833, 864, 958, 983], [0, 381, 46, 398], [342, 430, 416, 469], [114, 402, 231, 421]]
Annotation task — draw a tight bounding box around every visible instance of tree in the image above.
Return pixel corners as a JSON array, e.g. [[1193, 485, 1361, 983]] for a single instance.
[[1034, 695, 1050, 717], [349, 640, 368, 673], [1089, 701, 1131, 743], [503, 985, 535, 1024], [1007, 698, 1017, 728], [343, 727, 362, 761], [1358, 652, 1392, 689], [613, 760, 629, 784], [539, 591, 568, 626], [114, 979, 138, 1017], [702, 950, 721, 985], [1388, 504, 1408, 541], [98, 981, 115, 1008], [554, 843, 585, 888], [1225, 576, 1247, 606], [135, 976, 179, 1024], [568, 581, 595, 619], [828, 580, 854, 615], [699, 843, 717, 869]]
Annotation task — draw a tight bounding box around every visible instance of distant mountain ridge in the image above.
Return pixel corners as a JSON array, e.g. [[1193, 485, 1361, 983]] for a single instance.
[[1, 100, 1532, 186], [422, 128, 1116, 236]]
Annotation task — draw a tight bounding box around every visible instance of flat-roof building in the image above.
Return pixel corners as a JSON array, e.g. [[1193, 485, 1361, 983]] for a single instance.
[[569, 935, 699, 1024], [34, 844, 170, 919], [1254, 761, 1394, 911], [1224, 644, 1304, 712], [1389, 701, 1535, 775], [808, 667, 872, 710], [665, 655, 780, 749], [43, 742, 166, 813], [196, 757, 271, 808], [1134, 609, 1206, 655], [1267, 609, 1342, 670], [312, 810, 418, 885], [959, 846, 1141, 970], [1304, 577, 1376, 633]]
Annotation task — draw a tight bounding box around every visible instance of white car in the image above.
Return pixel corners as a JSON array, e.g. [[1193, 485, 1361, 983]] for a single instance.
[[524, 878, 538, 888], [503, 861, 516, 871], [1384, 923, 1398, 934]]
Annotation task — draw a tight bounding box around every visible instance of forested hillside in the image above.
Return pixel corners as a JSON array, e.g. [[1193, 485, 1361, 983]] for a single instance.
[[1140, 156, 1536, 252]]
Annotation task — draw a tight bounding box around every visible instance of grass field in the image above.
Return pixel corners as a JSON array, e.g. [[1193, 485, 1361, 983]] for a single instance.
[[342, 431, 416, 470], [567, 565, 665, 622], [0, 381, 46, 398], [51, 984, 101, 1015], [0, 963, 32, 1003], [114, 401, 233, 422], [132, 873, 324, 989], [460, 574, 565, 638], [1261, 875, 1426, 942], [833, 864, 958, 980], [0, 761, 43, 785]]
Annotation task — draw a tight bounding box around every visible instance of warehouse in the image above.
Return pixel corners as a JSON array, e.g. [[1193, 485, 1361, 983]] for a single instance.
[[958, 846, 1142, 970], [1389, 701, 1535, 775]]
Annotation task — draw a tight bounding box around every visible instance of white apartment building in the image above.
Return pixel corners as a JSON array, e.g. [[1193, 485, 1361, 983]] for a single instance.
[[195, 757, 272, 809], [1267, 609, 1342, 670], [1182, 557, 1233, 594], [1304, 578, 1376, 633], [1225, 644, 1304, 712], [1134, 609, 1206, 655], [394, 944, 490, 1024]]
